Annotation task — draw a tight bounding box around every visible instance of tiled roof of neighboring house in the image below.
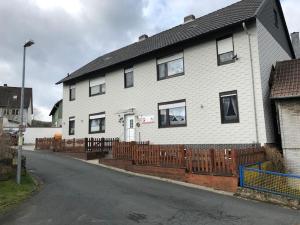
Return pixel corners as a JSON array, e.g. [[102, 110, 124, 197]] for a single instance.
[[49, 99, 62, 116], [270, 59, 300, 99], [57, 0, 268, 84], [0, 86, 33, 109]]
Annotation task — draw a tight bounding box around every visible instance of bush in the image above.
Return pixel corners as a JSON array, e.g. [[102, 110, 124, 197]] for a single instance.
[[0, 134, 17, 180], [265, 146, 285, 173]]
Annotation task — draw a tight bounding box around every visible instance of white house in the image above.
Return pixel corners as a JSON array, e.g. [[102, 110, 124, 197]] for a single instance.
[[0, 84, 33, 131], [57, 0, 295, 147]]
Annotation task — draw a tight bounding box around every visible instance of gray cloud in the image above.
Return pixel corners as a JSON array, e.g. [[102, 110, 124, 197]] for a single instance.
[[0, 0, 298, 121]]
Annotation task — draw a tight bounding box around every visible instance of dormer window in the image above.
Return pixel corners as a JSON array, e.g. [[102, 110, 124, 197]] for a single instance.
[[217, 36, 234, 66]]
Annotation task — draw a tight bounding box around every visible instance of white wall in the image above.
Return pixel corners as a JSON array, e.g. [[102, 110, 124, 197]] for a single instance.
[[62, 24, 263, 145], [256, 20, 291, 143], [23, 127, 62, 144]]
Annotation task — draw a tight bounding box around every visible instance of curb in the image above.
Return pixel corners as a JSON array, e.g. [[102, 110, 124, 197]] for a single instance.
[[76, 158, 234, 197]]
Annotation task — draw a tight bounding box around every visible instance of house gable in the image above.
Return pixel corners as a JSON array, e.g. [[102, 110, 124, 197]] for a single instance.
[[256, 0, 295, 58]]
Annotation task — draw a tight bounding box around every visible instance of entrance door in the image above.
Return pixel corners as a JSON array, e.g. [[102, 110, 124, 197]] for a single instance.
[[125, 115, 135, 142]]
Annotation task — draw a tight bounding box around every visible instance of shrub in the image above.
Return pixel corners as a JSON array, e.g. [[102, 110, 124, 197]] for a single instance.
[[265, 146, 285, 173]]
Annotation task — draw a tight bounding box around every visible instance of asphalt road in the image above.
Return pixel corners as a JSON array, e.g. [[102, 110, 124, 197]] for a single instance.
[[0, 151, 299, 225]]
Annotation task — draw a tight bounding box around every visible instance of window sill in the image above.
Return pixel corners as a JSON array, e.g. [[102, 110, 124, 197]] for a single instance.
[[158, 72, 184, 81], [221, 120, 240, 124], [217, 59, 235, 66], [158, 124, 187, 129], [69, 99, 75, 102], [89, 92, 105, 97], [89, 131, 105, 134]]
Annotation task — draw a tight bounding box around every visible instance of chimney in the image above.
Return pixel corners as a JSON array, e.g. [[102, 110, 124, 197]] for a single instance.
[[139, 34, 148, 42], [3, 84, 7, 87], [184, 14, 195, 24], [291, 32, 300, 59]]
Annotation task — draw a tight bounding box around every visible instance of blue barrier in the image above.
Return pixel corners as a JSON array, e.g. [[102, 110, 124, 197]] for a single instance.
[[239, 164, 300, 199]]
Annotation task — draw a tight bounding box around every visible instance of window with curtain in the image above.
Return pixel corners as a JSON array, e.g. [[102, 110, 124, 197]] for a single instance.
[[69, 117, 75, 135], [158, 100, 186, 128], [89, 112, 105, 133], [89, 76, 106, 96], [219, 91, 239, 123], [124, 67, 134, 88], [217, 36, 234, 65], [157, 52, 184, 80]]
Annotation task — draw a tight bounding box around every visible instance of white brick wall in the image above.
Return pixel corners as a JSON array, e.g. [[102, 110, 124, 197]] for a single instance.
[[61, 21, 291, 145]]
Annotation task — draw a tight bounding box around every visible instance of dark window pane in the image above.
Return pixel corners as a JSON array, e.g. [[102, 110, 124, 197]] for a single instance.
[[90, 85, 100, 95], [101, 83, 106, 94], [159, 109, 167, 127], [70, 88, 75, 100], [167, 58, 183, 76], [125, 71, 134, 87], [158, 64, 167, 79], [90, 119, 100, 132], [220, 92, 239, 123], [169, 107, 186, 125], [101, 118, 105, 132], [69, 120, 75, 135], [218, 51, 234, 64]]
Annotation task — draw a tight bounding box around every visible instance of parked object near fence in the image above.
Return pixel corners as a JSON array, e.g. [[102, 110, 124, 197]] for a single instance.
[[35, 137, 119, 160], [240, 163, 300, 199]]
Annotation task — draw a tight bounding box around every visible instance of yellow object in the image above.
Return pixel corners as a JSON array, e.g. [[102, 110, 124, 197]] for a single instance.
[[54, 132, 62, 140]]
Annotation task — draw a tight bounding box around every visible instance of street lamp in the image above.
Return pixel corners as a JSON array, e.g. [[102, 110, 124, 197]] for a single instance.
[[17, 40, 34, 184]]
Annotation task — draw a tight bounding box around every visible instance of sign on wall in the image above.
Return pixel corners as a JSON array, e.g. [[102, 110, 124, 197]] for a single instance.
[[140, 115, 155, 124]]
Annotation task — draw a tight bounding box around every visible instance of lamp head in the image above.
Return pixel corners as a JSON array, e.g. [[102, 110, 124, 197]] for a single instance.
[[24, 40, 34, 48]]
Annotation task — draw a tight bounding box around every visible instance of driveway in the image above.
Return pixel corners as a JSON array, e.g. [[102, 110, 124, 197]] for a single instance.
[[0, 150, 299, 225]]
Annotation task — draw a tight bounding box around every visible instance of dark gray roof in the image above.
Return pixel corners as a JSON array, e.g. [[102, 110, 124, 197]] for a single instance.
[[0, 86, 33, 109], [49, 99, 62, 116], [270, 59, 300, 99], [57, 0, 266, 84]]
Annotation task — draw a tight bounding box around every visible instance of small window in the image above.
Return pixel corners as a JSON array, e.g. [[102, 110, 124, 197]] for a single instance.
[[124, 68, 134, 88], [15, 109, 19, 115], [157, 52, 184, 80], [12, 109, 15, 115], [89, 112, 105, 133], [274, 9, 279, 28], [158, 100, 186, 128], [69, 85, 76, 101], [219, 91, 239, 124], [69, 117, 75, 135], [217, 36, 234, 66], [89, 76, 106, 96]]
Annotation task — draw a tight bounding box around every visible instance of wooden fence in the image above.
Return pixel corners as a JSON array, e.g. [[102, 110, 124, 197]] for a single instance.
[[35, 137, 119, 153], [112, 142, 266, 176]]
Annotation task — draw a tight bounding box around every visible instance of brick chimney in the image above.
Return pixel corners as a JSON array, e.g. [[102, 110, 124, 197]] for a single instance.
[[291, 32, 300, 59]]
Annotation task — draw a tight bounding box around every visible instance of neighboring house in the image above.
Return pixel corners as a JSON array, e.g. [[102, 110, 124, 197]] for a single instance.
[[49, 99, 63, 127], [0, 84, 33, 130], [57, 0, 295, 147], [270, 59, 300, 175]]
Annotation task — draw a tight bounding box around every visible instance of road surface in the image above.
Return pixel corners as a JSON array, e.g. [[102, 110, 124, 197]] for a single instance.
[[0, 150, 299, 225]]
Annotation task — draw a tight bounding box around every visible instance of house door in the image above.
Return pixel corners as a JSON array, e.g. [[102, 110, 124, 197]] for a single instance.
[[125, 115, 135, 142]]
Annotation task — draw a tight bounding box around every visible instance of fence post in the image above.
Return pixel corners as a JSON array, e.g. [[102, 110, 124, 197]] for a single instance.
[[232, 149, 238, 176], [85, 138, 88, 152], [179, 145, 185, 168], [35, 138, 37, 150], [239, 165, 244, 187], [209, 149, 214, 173], [101, 137, 105, 152]]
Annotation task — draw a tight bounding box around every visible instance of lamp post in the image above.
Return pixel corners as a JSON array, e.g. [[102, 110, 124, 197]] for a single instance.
[[17, 40, 34, 184]]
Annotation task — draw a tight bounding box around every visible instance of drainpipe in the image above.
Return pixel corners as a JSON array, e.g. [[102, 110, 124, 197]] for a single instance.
[[242, 22, 259, 144]]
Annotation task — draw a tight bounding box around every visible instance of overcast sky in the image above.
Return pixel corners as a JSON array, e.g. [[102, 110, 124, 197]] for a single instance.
[[0, 0, 299, 121]]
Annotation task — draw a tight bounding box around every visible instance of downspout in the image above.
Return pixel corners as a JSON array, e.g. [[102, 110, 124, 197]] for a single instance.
[[242, 22, 259, 144]]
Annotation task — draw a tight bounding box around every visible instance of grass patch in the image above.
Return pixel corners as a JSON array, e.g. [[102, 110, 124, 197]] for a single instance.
[[0, 174, 37, 214]]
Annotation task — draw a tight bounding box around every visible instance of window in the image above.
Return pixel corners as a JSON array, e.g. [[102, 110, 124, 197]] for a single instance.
[[274, 9, 279, 28], [12, 109, 15, 115], [217, 36, 234, 65], [158, 100, 186, 128], [219, 91, 239, 124], [69, 117, 75, 135], [15, 109, 19, 115], [157, 52, 184, 80], [69, 85, 76, 101], [124, 68, 134, 88], [89, 112, 105, 133], [89, 76, 106, 96]]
